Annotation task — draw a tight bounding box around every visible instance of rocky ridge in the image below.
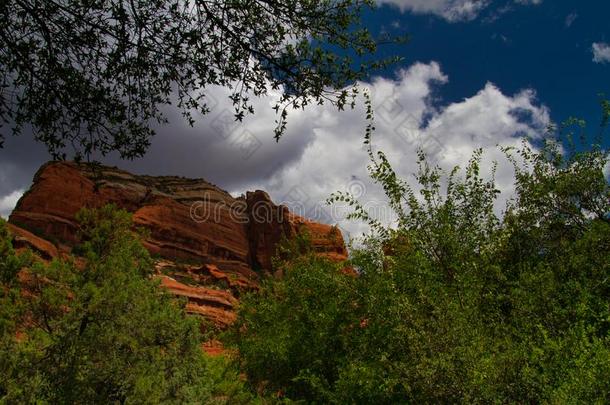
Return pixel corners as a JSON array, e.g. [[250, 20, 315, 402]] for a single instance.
[[8, 161, 347, 331]]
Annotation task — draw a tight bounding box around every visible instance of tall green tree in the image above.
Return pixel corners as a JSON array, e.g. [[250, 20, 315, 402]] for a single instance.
[[0, 0, 400, 159], [0, 205, 254, 403]]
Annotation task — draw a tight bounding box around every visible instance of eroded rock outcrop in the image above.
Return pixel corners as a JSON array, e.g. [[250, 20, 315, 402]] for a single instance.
[[8, 161, 347, 329], [7, 223, 59, 260]]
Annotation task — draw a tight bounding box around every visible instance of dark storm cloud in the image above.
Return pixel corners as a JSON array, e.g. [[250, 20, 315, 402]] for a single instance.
[[99, 96, 316, 194], [0, 84, 317, 215], [0, 129, 50, 196]]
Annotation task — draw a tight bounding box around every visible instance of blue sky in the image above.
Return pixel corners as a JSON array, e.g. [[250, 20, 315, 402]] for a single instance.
[[1, 0, 609, 233], [370, 0, 610, 137]]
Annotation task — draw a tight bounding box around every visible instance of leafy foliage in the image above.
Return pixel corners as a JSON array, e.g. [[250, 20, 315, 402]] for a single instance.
[[230, 255, 360, 401], [0, 206, 255, 403], [232, 104, 610, 402], [0, 0, 403, 159]]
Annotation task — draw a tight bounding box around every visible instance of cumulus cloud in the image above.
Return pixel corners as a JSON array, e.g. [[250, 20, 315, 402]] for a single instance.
[[592, 42, 610, 64], [376, 0, 489, 21], [0, 189, 24, 219], [376, 0, 542, 22], [234, 62, 549, 239], [514, 0, 542, 4]]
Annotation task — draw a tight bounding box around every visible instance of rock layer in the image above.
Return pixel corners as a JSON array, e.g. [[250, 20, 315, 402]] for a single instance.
[[9, 161, 347, 329]]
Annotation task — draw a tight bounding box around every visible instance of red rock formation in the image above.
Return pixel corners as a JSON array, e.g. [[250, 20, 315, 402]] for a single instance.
[[245, 190, 347, 269], [9, 161, 348, 330], [157, 275, 238, 328], [201, 340, 227, 357], [7, 223, 59, 260]]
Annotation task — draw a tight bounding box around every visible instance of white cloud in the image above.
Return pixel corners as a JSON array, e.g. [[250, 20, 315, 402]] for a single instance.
[[376, 0, 489, 22], [592, 42, 610, 64], [514, 0, 542, 4], [564, 12, 578, 28], [0, 189, 24, 219], [89, 59, 550, 241], [376, 0, 541, 22], [231, 62, 549, 239]]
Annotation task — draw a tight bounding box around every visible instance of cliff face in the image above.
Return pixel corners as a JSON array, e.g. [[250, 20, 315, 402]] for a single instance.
[[9, 162, 347, 330]]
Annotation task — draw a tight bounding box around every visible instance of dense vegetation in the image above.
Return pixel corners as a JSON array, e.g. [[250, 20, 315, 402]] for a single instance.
[[1, 109, 609, 402], [231, 115, 610, 402], [0, 205, 253, 403]]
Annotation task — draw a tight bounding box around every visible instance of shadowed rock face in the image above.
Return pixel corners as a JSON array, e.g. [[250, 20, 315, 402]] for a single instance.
[[9, 161, 347, 330]]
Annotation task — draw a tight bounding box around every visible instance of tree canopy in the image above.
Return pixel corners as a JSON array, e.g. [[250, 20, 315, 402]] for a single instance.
[[0, 0, 399, 159]]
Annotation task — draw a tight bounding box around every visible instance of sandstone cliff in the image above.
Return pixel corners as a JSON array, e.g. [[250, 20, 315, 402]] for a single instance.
[[9, 161, 347, 330]]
